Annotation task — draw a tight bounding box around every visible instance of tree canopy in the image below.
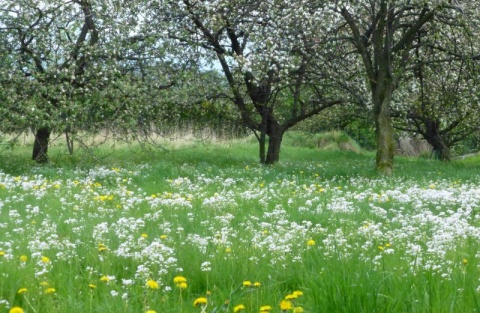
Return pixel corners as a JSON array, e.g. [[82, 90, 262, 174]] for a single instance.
[[1, 0, 479, 170]]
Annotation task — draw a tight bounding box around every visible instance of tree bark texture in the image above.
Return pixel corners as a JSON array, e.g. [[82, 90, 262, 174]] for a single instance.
[[265, 127, 283, 165], [373, 82, 395, 175]]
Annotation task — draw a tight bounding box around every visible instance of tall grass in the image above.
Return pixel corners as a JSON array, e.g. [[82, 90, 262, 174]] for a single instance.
[[1, 139, 480, 312]]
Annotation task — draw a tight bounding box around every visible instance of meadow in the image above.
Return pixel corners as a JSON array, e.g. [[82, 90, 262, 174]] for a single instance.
[[1, 137, 480, 313]]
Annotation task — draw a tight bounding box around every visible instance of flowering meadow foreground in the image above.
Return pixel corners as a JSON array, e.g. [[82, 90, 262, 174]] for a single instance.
[[1, 146, 480, 312]]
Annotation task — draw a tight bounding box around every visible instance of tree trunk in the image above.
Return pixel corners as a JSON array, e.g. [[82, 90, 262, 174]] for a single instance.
[[32, 127, 51, 163], [66, 131, 74, 155], [258, 131, 266, 164], [373, 87, 395, 175], [431, 144, 451, 161], [258, 109, 268, 164], [265, 127, 283, 165], [424, 119, 450, 161]]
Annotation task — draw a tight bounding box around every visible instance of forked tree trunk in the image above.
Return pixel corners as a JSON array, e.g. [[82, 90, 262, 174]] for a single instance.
[[32, 127, 51, 163]]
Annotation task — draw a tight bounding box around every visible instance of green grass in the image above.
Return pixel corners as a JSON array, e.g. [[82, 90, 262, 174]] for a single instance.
[[1, 139, 480, 312]]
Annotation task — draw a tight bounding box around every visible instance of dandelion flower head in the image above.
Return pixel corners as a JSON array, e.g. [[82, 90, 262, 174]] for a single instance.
[[44, 288, 56, 294], [193, 297, 208, 307], [234, 304, 246, 312], [9, 307, 24, 313], [280, 300, 293, 310], [173, 276, 187, 284], [146, 280, 159, 289]]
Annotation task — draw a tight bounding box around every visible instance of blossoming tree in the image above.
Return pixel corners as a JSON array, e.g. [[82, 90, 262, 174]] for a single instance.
[[0, 0, 103, 162], [332, 0, 479, 173], [154, 0, 345, 164], [0, 0, 178, 162]]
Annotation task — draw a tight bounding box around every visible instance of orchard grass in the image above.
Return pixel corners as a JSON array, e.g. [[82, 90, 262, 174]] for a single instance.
[[1, 140, 480, 312]]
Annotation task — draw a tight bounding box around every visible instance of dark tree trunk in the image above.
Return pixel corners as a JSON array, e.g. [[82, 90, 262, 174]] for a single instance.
[[425, 119, 450, 161], [265, 127, 283, 165], [431, 144, 451, 161], [258, 131, 266, 164], [66, 131, 74, 155], [32, 127, 51, 163], [373, 83, 395, 175], [258, 109, 268, 164], [255, 105, 284, 165]]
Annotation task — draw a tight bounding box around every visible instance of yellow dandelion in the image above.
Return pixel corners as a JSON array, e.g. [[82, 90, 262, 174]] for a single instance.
[[98, 244, 108, 252], [294, 307, 304, 313], [292, 290, 303, 297], [39, 281, 49, 287], [20, 255, 28, 262], [160, 235, 168, 239], [280, 300, 293, 310], [17, 288, 28, 294], [253, 281, 262, 287], [173, 276, 187, 284], [307, 239, 315, 246], [177, 282, 188, 289], [146, 310, 157, 313], [41, 256, 50, 263], [89, 284, 97, 289], [100, 275, 111, 282], [44, 287, 56, 294], [242, 280, 252, 287], [234, 304, 246, 312], [0, 251, 5, 256], [9, 307, 24, 313], [141, 233, 148, 238], [193, 297, 208, 307], [146, 280, 159, 289], [225, 247, 232, 253], [463, 258, 468, 265], [285, 294, 298, 300], [259, 305, 272, 312]]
